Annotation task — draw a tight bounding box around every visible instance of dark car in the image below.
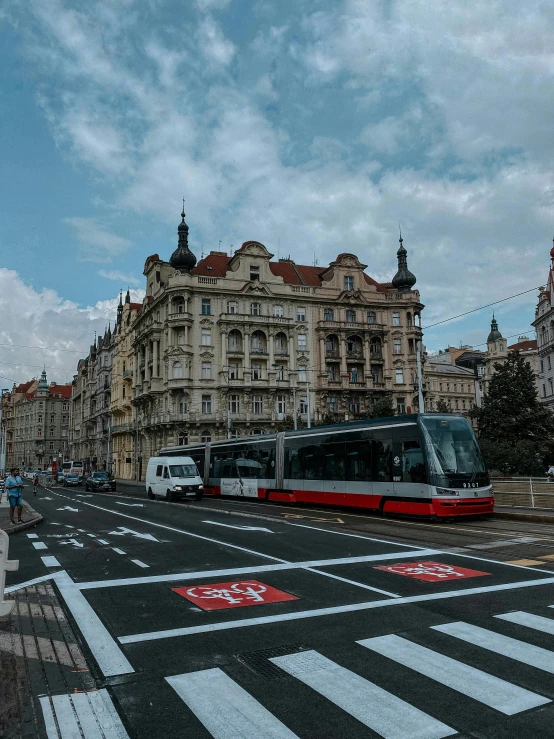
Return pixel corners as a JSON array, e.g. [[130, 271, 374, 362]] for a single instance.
[[63, 473, 81, 487], [85, 472, 116, 492]]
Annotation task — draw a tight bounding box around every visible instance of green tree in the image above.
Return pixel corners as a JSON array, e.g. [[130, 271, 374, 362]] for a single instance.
[[368, 394, 396, 418], [470, 352, 554, 475], [435, 399, 451, 414]]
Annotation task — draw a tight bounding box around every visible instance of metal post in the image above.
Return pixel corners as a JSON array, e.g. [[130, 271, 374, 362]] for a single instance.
[[135, 416, 140, 483], [530, 478, 535, 508], [292, 385, 297, 430], [227, 406, 232, 439], [416, 340, 424, 413], [306, 379, 311, 429]]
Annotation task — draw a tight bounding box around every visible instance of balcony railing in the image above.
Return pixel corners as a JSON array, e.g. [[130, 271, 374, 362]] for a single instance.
[[250, 347, 268, 355]]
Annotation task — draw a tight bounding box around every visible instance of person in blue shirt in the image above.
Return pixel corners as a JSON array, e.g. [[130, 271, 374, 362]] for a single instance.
[[5, 467, 24, 525]]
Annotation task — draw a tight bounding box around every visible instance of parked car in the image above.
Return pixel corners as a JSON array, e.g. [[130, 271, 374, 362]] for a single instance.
[[85, 472, 116, 492], [63, 473, 81, 487]]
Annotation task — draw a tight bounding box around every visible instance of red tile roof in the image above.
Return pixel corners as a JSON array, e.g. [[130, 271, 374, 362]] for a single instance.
[[49, 385, 72, 399], [269, 262, 303, 285], [129, 303, 142, 311], [192, 254, 232, 277], [16, 381, 34, 394], [509, 339, 538, 352]]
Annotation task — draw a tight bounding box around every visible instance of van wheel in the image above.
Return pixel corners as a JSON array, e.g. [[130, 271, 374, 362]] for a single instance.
[[166, 489, 175, 502], [147, 488, 154, 500]]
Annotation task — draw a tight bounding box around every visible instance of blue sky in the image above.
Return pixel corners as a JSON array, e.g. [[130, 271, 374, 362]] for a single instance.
[[1, 0, 553, 383]]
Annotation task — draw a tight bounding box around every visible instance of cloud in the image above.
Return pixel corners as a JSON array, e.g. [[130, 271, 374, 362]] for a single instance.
[[64, 218, 133, 262], [99, 269, 142, 286], [197, 16, 236, 66], [195, 0, 231, 10]]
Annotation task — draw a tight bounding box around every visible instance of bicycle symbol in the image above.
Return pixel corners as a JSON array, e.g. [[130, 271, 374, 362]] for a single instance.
[[185, 581, 268, 605]]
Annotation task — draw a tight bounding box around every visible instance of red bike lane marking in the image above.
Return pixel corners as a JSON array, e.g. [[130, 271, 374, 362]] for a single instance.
[[172, 580, 299, 610], [373, 561, 491, 582]]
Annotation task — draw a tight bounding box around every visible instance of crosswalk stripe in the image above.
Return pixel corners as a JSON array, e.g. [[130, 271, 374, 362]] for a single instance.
[[358, 634, 549, 715], [432, 621, 554, 674], [51, 695, 81, 737], [270, 650, 455, 739], [497, 610, 554, 635], [166, 668, 299, 739], [40, 690, 130, 738]]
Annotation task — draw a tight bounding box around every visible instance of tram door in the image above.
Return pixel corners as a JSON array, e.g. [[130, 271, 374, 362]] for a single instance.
[[392, 440, 403, 494]]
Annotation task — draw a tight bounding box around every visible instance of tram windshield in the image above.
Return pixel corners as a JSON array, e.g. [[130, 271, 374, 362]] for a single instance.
[[419, 415, 489, 488]]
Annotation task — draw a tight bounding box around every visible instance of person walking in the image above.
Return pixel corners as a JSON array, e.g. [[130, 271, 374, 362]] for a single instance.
[[32, 474, 39, 495], [5, 467, 24, 525]]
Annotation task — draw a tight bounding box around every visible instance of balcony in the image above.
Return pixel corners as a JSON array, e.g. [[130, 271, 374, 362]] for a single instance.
[[369, 350, 383, 361], [346, 350, 363, 360], [227, 346, 244, 355], [319, 320, 386, 331], [123, 369, 133, 379], [274, 349, 289, 356], [167, 311, 193, 325], [325, 350, 340, 359], [219, 312, 293, 326], [250, 347, 268, 355]]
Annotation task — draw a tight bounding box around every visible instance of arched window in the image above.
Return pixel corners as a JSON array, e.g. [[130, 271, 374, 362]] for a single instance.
[[275, 332, 288, 354], [173, 361, 183, 379], [250, 429, 264, 436], [178, 434, 188, 446], [179, 394, 188, 414], [201, 430, 212, 443], [272, 305, 284, 317], [251, 330, 267, 353], [173, 298, 185, 314], [370, 338, 382, 357], [325, 335, 339, 355], [228, 329, 242, 351], [345, 335, 362, 354]]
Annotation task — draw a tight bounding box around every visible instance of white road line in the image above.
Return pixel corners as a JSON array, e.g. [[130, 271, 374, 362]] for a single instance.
[[38, 697, 59, 738], [271, 650, 455, 739], [5, 573, 57, 594], [118, 575, 554, 644], [87, 534, 97, 538], [305, 567, 399, 598], [497, 611, 554, 635], [41, 556, 61, 568], [97, 539, 109, 545], [358, 634, 549, 715], [26, 533, 38, 539], [285, 521, 431, 549], [51, 694, 81, 737], [69, 692, 101, 735], [32, 542, 48, 550], [166, 668, 299, 739], [77, 550, 441, 591], [54, 571, 134, 677], [112, 548, 126, 555], [130, 559, 149, 568], [432, 621, 554, 674], [203, 520, 274, 533], [87, 690, 130, 738], [77, 529, 86, 532], [39, 690, 130, 739]]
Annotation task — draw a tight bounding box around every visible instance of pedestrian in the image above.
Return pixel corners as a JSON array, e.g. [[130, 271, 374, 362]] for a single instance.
[[32, 474, 39, 496], [5, 467, 25, 525], [548, 463, 554, 482]]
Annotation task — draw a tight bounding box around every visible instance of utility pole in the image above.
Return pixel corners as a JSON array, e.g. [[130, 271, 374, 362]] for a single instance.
[[416, 340, 424, 413], [306, 377, 311, 428]]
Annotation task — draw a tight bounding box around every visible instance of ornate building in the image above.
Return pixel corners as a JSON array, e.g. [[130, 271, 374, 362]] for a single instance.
[[485, 316, 539, 396], [423, 359, 476, 414], [119, 209, 423, 477], [533, 241, 554, 411]]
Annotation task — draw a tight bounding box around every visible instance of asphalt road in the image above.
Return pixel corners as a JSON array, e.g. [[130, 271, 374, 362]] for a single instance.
[[8, 483, 554, 739]]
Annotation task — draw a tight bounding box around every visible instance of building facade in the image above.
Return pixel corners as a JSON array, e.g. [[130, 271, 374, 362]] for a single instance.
[[2, 371, 71, 471], [117, 209, 423, 478], [485, 316, 539, 396], [533, 242, 554, 411], [423, 359, 476, 414]]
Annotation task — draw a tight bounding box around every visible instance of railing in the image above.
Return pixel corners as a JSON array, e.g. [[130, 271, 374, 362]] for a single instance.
[[197, 277, 218, 285], [250, 347, 268, 355], [491, 478, 554, 509]]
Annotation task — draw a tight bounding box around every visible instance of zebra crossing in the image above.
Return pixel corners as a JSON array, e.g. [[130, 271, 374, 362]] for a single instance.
[[164, 606, 554, 738]]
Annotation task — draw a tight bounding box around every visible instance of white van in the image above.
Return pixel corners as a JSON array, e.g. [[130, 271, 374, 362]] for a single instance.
[[146, 456, 204, 501]]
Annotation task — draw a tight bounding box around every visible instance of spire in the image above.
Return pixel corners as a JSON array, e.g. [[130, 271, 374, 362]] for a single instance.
[[487, 314, 503, 343], [391, 230, 416, 292], [37, 368, 48, 394], [170, 202, 197, 273], [125, 289, 130, 304], [550, 236, 554, 262]]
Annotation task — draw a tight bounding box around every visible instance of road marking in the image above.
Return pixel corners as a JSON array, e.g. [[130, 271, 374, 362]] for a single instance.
[[497, 610, 554, 635], [6, 573, 57, 594], [57, 506, 79, 512], [87, 534, 97, 538], [54, 571, 134, 677], [41, 556, 61, 568], [26, 533, 38, 539], [97, 539, 109, 545], [115, 502, 144, 507], [39, 689, 130, 739], [283, 514, 345, 523], [112, 548, 126, 555], [41, 497, 53, 500], [166, 667, 299, 739], [118, 575, 554, 644], [203, 520, 274, 533], [108, 526, 159, 542], [32, 542, 48, 550], [77, 550, 441, 591], [358, 634, 549, 715], [466, 537, 538, 549], [131, 559, 149, 568], [60, 539, 84, 549], [432, 621, 554, 674], [64, 525, 75, 529], [305, 567, 399, 597], [77, 529, 86, 532], [506, 559, 545, 566], [76, 494, 92, 498], [51, 693, 82, 737], [271, 650, 455, 739]]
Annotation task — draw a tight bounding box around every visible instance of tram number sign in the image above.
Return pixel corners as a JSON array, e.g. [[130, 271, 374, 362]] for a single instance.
[[172, 580, 299, 610], [374, 560, 490, 582]]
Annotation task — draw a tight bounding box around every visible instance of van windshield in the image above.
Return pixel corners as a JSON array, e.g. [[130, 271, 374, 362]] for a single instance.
[[169, 464, 197, 478]]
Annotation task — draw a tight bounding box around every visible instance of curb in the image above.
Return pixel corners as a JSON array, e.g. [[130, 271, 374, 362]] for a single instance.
[[493, 511, 554, 524], [1, 501, 43, 535]]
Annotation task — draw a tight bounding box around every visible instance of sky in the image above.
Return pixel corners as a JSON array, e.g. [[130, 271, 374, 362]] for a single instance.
[[1, 0, 553, 386]]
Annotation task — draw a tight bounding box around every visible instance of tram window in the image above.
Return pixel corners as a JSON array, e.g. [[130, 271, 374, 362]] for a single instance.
[[304, 445, 324, 480], [323, 443, 345, 480], [374, 439, 392, 482], [401, 440, 426, 483], [286, 447, 303, 479], [345, 440, 371, 481]]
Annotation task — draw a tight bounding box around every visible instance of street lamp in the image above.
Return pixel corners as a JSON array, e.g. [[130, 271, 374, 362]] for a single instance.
[[0, 388, 9, 476]]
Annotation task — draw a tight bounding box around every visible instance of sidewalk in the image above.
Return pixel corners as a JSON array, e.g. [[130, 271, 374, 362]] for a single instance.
[[0, 494, 42, 535], [494, 504, 554, 524]]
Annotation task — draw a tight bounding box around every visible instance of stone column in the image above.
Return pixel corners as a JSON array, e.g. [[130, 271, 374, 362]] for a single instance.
[[144, 343, 150, 381], [152, 340, 159, 378], [268, 333, 275, 368], [319, 336, 325, 373], [244, 331, 250, 371], [363, 336, 371, 382], [289, 335, 296, 372], [340, 337, 348, 376]]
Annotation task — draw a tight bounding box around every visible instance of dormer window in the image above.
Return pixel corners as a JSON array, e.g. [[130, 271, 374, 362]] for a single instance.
[[250, 265, 260, 281], [344, 276, 354, 291]]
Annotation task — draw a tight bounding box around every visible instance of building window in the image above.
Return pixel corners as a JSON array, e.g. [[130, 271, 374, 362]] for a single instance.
[[392, 312, 400, 326], [462, 399, 466, 409], [49, 442, 54, 450], [274, 363, 286, 381], [39, 402, 43, 409], [297, 307, 306, 322], [250, 265, 260, 281], [178, 434, 188, 446], [407, 312, 412, 327], [367, 311, 376, 324], [326, 364, 338, 381], [446, 383, 450, 392], [173, 362, 183, 379], [228, 395, 240, 414], [227, 301, 238, 314], [50, 415, 55, 424], [327, 396, 339, 413], [299, 396, 308, 415], [251, 331, 266, 352], [201, 430, 212, 443], [549, 356, 552, 371], [228, 330, 242, 351], [455, 399, 459, 409], [38, 415, 43, 423], [276, 395, 286, 415], [393, 339, 402, 354], [397, 397, 406, 414], [275, 333, 288, 353], [349, 396, 360, 414], [297, 334, 307, 350], [544, 384, 547, 398], [273, 305, 283, 317], [201, 298, 211, 315], [324, 308, 334, 321], [201, 329, 211, 346], [395, 369, 404, 384], [251, 429, 263, 436], [177, 394, 188, 414], [251, 362, 262, 380], [408, 339, 415, 354], [252, 395, 263, 414], [202, 362, 212, 379], [550, 379, 553, 396], [344, 276, 354, 291], [250, 302, 261, 316], [177, 330, 186, 345], [346, 310, 356, 323], [49, 429, 54, 437], [228, 362, 239, 380], [541, 359, 544, 373], [298, 366, 307, 382], [201, 395, 212, 414], [37, 429, 42, 437]]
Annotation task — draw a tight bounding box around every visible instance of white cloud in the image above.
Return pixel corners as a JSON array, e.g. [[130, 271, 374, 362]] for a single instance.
[[195, 0, 231, 10], [99, 269, 142, 286], [64, 218, 133, 262], [197, 16, 236, 66]]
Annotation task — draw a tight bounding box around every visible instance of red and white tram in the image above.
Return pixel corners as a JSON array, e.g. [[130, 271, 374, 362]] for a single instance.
[[161, 414, 493, 518]]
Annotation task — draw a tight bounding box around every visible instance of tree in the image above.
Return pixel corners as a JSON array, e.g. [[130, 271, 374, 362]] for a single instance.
[[368, 394, 396, 419], [435, 399, 451, 414], [470, 351, 554, 475]]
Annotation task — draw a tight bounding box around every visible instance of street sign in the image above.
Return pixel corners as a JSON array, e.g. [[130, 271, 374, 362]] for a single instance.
[[173, 580, 299, 610], [0, 530, 19, 616], [373, 561, 491, 582]]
